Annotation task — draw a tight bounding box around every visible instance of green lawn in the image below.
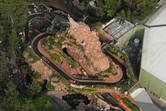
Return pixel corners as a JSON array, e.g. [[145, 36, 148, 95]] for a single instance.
[[50, 53, 62, 63]]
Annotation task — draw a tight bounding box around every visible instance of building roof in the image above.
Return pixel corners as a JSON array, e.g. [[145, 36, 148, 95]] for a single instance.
[[141, 3, 166, 83], [130, 88, 161, 111], [103, 19, 134, 40]]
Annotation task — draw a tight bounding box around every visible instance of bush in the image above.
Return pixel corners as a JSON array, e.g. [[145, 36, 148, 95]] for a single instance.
[[33, 72, 41, 79], [33, 95, 48, 111], [52, 73, 59, 78], [61, 77, 70, 87], [64, 42, 73, 46], [90, 22, 103, 31], [24, 48, 40, 64], [71, 41, 85, 52], [122, 98, 139, 111], [60, 52, 79, 69], [104, 57, 113, 73], [41, 39, 47, 46], [54, 40, 62, 49], [59, 37, 65, 42], [98, 73, 109, 78], [46, 81, 55, 91], [42, 99, 54, 111]]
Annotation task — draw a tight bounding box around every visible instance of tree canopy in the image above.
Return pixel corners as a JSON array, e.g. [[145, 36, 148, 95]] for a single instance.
[[0, 0, 28, 56], [0, 59, 10, 84], [0, 60, 53, 111], [103, 0, 157, 21], [87, 0, 158, 22], [27, 79, 42, 95]]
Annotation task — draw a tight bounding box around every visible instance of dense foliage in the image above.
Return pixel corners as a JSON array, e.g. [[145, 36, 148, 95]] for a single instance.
[[46, 81, 55, 91], [0, 0, 28, 56], [0, 59, 53, 111], [82, 0, 157, 23], [122, 98, 140, 111], [104, 0, 158, 21]]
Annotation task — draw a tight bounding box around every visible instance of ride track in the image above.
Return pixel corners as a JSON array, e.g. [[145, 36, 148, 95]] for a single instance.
[[31, 32, 127, 85], [26, 9, 127, 85]]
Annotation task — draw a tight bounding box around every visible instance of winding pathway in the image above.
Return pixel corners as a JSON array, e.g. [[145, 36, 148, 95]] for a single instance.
[[31, 33, 127, 85], [25, 5, 127, 85]]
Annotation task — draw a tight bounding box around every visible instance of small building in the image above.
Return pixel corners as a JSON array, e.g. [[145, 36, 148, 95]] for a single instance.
[[98, 18, 144, 48]]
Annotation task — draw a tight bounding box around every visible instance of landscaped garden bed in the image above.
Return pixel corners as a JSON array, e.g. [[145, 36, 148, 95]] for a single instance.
[[122, 98, 140, 111]]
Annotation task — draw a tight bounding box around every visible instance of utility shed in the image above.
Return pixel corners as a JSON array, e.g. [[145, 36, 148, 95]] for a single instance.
[[99, 18, 140, 48], [139, 2, 166, 102]]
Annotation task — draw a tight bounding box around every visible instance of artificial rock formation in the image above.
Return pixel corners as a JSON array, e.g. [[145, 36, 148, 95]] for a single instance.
[[67, 16, 109, 74]]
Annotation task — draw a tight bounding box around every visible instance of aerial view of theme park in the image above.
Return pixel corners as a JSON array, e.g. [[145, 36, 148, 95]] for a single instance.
[[1, 0, 163, 111]]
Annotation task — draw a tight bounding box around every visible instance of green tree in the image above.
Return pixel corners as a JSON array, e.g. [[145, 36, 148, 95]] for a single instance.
[[103, 0, 157, 22], [46, 81, 55, 91], [0, 81, 36, 111], [0, 0, 28, 56], [0, 60, 10, 83], [33, 95, 48, 111], [22, 99, 36, 111], [95, 8, 105, 17], [42, 100, 54, 111], [126, 9, 131, 21], [0, 81, 21, 111], [27, 79, 42, 95], [104, 0, 122, 17], [0, 59, 10, 95], [120, 9, 126, 18], [0, 0, 28, 32], [131, 0, 157, 19]]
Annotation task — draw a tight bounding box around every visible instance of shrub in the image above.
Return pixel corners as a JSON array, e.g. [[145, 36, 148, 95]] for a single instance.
[[122, 98, 139, 111], [33, 72, 41, 79], [33, 95, 48, 111], [46, 81, 55, 91], [24, 48, 40, 64]]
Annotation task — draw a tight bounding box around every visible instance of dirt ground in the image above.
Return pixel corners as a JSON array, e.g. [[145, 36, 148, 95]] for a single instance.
[[31, 60, 53, 81]]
